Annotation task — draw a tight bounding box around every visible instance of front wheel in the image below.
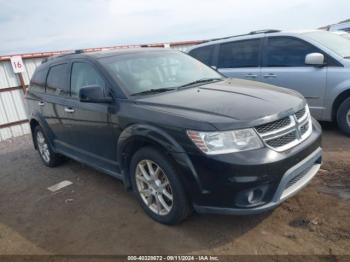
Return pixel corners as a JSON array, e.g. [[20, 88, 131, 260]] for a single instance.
[[130, 147, 191, 225], [337, 97, 350, 137]]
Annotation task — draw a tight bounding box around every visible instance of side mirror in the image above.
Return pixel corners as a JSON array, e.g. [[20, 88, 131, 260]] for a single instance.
[[79, 85, 113, 103], [305, 53, 325, 66]]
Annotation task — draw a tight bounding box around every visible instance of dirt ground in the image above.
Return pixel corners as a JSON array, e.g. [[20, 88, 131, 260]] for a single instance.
[[0, 122, 349, 256]]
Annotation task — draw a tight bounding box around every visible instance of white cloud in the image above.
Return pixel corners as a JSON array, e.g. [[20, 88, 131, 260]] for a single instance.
[[0, 0, 349, 54]]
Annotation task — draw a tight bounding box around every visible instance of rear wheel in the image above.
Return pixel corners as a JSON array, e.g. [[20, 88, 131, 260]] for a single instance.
[[336, 97, 350, 136], [130, 147, 191, 225], [34, 126, 64, 167]]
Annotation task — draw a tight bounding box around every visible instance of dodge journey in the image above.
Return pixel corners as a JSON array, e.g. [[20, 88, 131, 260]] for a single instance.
[[25, 49, 322, 224]]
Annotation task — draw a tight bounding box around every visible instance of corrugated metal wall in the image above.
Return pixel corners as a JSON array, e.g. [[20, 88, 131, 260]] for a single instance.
[[0, 41, 199, 141], [1, 62, 28, 141]]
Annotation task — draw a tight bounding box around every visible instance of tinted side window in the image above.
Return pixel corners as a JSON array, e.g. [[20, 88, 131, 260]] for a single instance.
[[266, 37, 319, 67], [30, 68, 47, 93], [70, 63, 105, 97], [189, 45, 214, 66], [46, 63, 68, 95], [218, 39, 260, 68]]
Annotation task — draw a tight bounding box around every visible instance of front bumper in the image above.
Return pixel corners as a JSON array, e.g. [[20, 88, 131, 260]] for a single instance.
[[193, 147, 321, 215], [187, 119, 322, 215]]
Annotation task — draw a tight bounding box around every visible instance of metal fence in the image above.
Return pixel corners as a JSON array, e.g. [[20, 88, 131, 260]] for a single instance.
[[0, 40, 201, 141]]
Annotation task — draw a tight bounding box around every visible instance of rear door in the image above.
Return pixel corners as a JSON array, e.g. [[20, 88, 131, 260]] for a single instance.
[[261, 36, 327, 118], [42, 63, 72, 145], [26, 67, 48, 119], [216, 38, 262, 81]]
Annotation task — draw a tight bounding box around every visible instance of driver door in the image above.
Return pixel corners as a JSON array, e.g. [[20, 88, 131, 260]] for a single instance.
[[66, 61, 119, 170]]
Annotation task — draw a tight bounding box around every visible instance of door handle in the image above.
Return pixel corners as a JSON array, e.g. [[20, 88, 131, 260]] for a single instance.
[[64, 107, 75, 113], [38, 101, 45, 106], [263, 73, 277, 78], [245, 73, 258, 78]]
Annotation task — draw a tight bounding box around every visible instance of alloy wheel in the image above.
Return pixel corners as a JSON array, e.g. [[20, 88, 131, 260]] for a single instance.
[[37, 131, 50, 163], [135, 160, 173, 216]]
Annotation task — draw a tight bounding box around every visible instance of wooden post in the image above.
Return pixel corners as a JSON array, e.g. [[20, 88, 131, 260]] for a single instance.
[[17, 73, 26, 94]]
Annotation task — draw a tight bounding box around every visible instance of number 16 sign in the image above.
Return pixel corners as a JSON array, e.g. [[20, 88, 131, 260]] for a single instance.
[[10, 56, 25, 74]]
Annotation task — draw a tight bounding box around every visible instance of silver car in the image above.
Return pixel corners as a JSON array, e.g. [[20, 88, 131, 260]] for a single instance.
[[188, 30, 350, 136]]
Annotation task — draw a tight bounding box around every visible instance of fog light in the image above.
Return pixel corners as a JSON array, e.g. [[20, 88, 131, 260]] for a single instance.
[[247, 188, 264, 204], [235, 184, 269, 208]]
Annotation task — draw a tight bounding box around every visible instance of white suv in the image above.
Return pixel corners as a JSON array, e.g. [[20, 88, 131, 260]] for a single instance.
[[188, 30, 350, 136]]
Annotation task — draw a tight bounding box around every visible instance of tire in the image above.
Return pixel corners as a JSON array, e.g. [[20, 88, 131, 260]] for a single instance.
[[130, 147, 191, 225], [34, 126, 64, 167], [336, 97, 350, 137]]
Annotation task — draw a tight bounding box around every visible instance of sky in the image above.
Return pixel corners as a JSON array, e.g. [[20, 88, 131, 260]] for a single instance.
[[0, 0, 349, 55]]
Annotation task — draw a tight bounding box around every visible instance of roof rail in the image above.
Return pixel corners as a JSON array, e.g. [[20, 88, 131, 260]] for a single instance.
[[41, 49, 85, 64], [249, 29, 281, 35], [201, 33, 248, 43], [198, 29, 281, 45]]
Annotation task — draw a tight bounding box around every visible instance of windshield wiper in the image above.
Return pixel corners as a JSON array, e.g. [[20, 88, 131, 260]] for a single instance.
[[178, 78, 223, 89], [130, 88, 175, 96]]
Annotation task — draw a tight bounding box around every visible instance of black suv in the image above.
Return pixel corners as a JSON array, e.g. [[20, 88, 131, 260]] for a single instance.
[[25, 48, 322, 224]]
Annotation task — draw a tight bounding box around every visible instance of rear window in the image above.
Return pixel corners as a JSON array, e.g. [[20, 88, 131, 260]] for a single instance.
[[218, 39, 260, 68], [46, 63, 69, 95], [189, 45, 215, 66]]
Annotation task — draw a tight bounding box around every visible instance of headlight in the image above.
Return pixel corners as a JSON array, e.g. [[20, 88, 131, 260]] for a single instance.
[[187, 129, 263, 155]]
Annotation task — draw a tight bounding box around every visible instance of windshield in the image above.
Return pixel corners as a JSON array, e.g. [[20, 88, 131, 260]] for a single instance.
[[303, 31, 350, 57], [99, 50, 223, 95]]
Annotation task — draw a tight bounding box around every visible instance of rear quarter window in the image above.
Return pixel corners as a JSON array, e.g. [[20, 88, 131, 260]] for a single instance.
[[30, 68, 47, 93]]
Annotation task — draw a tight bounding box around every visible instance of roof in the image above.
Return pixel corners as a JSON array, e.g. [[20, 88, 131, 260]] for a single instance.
[[87, 47, 175, 58], [187, 29, 322, 50], [39, 47, 178, 66]]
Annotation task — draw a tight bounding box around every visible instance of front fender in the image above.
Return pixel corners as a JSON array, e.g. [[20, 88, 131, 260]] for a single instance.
[[117, 124, 205, 193]]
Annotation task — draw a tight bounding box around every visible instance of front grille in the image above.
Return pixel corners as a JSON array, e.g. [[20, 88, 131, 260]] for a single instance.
[[255, 106, 312, 152], [266, 131, 297, 148], [295, 108, 306, 120], [256, 117, 291, 134], [300, 122, 309, 136]]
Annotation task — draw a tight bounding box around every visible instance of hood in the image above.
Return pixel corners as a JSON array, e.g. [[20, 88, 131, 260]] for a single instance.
[[134, 78, 305, 130]]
